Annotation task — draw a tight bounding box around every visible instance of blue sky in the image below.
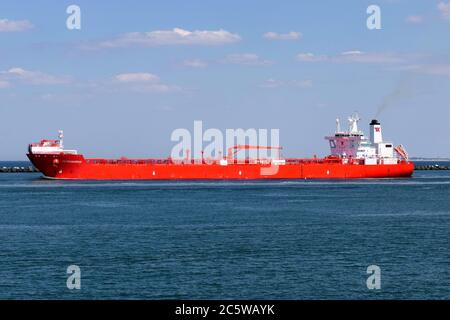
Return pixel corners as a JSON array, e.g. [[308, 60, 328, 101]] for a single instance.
[[1, 0, 450, 160]]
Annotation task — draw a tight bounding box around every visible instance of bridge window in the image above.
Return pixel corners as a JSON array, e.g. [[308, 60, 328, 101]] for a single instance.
[[329, 140, 336, 148]]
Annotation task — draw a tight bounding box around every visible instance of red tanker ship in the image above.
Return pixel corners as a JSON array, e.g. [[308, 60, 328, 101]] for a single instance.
[[27, 115, 414, 180]]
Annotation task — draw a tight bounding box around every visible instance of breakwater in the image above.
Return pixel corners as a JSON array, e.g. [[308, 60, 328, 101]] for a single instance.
[[0, 166, 40, 173], [415, 164, 450, 170]]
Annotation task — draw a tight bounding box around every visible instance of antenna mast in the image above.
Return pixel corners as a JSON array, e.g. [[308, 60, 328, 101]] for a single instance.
[[58, 130, 64, 149]]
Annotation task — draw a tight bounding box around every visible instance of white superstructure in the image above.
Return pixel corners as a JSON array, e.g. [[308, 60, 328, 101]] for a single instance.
[[28, 130, 78, 155], [325, 114, 407, 165]]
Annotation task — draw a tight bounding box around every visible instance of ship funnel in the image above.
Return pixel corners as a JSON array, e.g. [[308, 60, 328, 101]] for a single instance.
[[369, 119, 382, 143]]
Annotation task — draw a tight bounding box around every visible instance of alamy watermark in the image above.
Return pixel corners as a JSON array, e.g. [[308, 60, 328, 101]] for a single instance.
[[63, 5, 381, 31], [66, 264, 81, 290], [170, 121, 282, 175], [367, 5, 381, 30], [366, 265, 381, 290], [66, 4, 81, 30]]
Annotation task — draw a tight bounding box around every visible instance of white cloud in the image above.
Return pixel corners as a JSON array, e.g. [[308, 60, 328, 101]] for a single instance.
[[132, 84, 180, 93], [113, 72, 180, 93], [406, 15, 424, 24], [0, 67, 71, 85], [296, 53, 328, 62], [182, 59, 208, 68], [96, 28, 241, 48], [0, 19, 33, 32], [115, 72, 159, 83], [341, 50, 364, 55], [263, 31, 302, 41], [260, 79, 284, 88], [338, 51, 405, 64], [222, 53, 272, 66], [438, 2, 450, 20], [260, 78, 312, 89], [296, 51, 405, 64]]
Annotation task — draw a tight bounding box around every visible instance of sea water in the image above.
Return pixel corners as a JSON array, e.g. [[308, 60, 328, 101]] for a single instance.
[[0, 161, 449, 299]]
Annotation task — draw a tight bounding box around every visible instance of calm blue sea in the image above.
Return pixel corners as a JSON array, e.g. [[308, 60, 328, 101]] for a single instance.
[[0, 161, 449, 299]]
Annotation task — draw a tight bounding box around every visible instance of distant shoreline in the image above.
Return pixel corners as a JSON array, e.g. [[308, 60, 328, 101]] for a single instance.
[[410, 158, 450, 161]]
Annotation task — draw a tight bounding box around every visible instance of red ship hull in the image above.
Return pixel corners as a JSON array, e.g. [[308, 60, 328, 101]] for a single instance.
[[27, 153, 414, 180]]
